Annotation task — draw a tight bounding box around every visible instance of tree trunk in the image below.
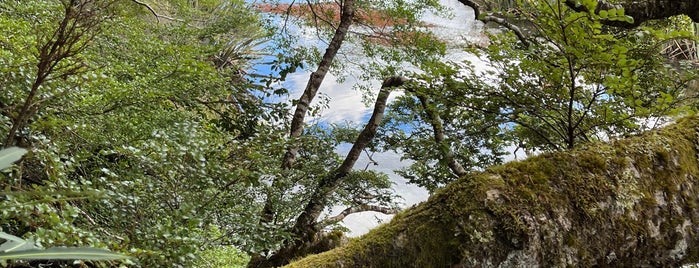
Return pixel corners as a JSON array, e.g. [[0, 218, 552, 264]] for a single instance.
[[247, 76, 407, 268], [413, 92, 468, 177], [258, 0, 356, 228], [281, 0, 356, 169], [287, 116, 699, 267], [4, 0, 104, 148]]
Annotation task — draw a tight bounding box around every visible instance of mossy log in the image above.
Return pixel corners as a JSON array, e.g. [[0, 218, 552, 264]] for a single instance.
[[287, 116, 699, 267]]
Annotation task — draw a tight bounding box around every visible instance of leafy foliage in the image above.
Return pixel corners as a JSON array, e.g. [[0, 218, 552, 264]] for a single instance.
[[0, 0, 275, 266], [380, 0, 699, 190], [1, 0, 698, 267], [0, 148, 128, 266]]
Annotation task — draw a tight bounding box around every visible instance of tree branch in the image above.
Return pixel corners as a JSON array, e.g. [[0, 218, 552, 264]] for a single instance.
[[320, 204, 399, 227], [457, 0, 530, 47], [130, 0, 183, 23], [460, 0, 699, 30], [564, 0, 699, 27], [412, 90, 469, 178], [481, 14, 531, 47]]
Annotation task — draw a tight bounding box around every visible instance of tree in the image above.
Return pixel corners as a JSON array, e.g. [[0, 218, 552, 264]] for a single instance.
[[380, 0, 698, 191], [459, 0, 699, 29], [480, 0, 696, 150], [378, 69, 509, 192], [1, 0, 271, 266], [2, 0, 113, 148], [246, 1, 446, 266], [284, 0, 699, 265]]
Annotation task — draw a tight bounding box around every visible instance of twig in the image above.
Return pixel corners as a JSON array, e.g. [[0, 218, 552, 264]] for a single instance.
[[320, 204, 399, 227], [362, 148, 378, 171], [130, 0, 184, 23]]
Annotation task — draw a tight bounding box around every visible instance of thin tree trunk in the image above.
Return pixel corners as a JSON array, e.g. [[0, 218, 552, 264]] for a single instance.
[[259, 0, 356, 225], [414, 92, 469, 177], [4, 0, 103, 147], [291, 76, 407, 235], [281, 0, 356, 169], [248, 76, 406, 268]]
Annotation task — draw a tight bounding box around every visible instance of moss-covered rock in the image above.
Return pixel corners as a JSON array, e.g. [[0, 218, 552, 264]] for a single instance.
[[286, 116, 699, 267]]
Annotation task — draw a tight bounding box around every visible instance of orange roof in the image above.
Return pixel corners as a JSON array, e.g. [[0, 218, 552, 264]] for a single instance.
[[256, 2, 438, 46]]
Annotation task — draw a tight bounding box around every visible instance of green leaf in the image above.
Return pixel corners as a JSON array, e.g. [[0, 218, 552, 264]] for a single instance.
[[0, 232, 24, 243], [0, 232, 128, 260], [0, 233, 34, 252], [0, 247, 129, 260], [0, 147, 27, 170]]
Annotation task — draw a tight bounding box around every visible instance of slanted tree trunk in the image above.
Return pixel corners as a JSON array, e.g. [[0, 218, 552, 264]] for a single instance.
[[259, 0, 356, 225], [412, 91, 468, 178], [287, 116, 699, 267], [247, 76, 407, 268]]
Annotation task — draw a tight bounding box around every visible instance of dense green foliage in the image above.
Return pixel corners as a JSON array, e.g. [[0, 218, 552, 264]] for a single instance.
[[0, 0, 272, 266], [380, 0, 699, 191], [287, 115, 699, 267], [0, 0, 698, 267]]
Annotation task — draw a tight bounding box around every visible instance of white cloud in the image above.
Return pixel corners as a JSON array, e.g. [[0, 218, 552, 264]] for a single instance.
[[281, 0, 504, 237], [285, 70, 380, 124], [423, 0, 483, 46], [328, 147, 428, 237]]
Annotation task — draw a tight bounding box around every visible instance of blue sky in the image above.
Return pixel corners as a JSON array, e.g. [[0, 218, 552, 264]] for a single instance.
[[250, 0, 524, 236], [257, 0, 483, 124]]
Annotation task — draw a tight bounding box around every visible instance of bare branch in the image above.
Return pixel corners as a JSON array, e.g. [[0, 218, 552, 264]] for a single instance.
[[320, 204, 399, 227], [130, 0, 184, 23], [481, 15, 530, 48], [362, 148, 378, 171]]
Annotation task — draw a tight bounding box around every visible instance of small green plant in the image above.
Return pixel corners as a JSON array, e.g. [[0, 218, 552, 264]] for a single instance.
[[0, 147, 129, 264], [0, 231, 127, 260]]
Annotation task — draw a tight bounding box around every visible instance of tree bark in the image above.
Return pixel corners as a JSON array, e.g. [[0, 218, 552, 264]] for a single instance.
[[258, 0, 356, 226], [459, 0, 699, 29], [247, 76, 407, 268], [281, 0, 356, 169], [413, 92, 469, 177], [287, 116, 699, 267]]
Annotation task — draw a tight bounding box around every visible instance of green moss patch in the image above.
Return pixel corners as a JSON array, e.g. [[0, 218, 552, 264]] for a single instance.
[[287, 116, 699, 267]]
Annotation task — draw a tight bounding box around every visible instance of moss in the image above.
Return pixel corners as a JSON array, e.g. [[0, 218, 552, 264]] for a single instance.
[[287, 116, 699, 267]]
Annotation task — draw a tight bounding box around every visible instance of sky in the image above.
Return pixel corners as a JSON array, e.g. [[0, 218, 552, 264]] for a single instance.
[[262, 0, 524, 236], [275, 0, 484, 236], [281, 0, 484, 125]]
